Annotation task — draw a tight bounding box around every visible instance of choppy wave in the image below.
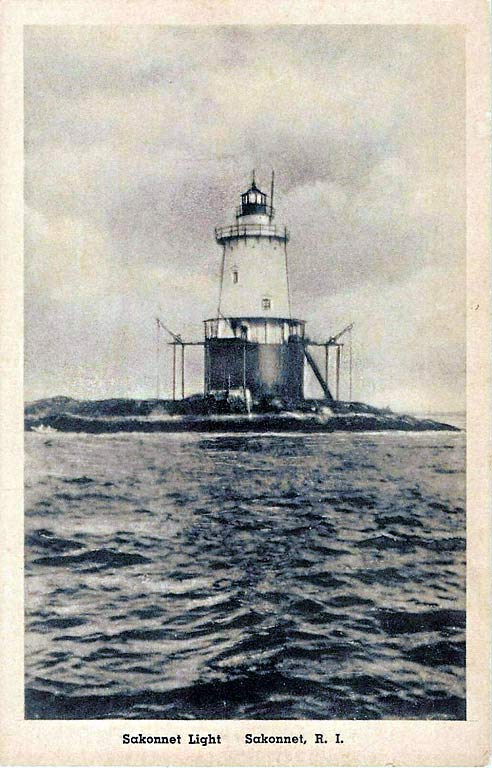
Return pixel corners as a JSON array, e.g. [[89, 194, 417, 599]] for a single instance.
[[25, 430, 465, 719]]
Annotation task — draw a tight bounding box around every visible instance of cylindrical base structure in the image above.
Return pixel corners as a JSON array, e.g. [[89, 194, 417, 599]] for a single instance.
[[205, 337, 304, 402]]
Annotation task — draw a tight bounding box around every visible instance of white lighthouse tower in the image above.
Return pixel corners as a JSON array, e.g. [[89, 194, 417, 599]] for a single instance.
[[204, 173, 306, 403], [217, 172, 291, 320]]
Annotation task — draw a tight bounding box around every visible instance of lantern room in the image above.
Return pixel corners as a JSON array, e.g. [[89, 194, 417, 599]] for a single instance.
[[236, 176, 274, 220]]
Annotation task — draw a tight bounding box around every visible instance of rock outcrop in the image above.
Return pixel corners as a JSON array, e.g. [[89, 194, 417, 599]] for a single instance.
[[25, 397, 460, 433]]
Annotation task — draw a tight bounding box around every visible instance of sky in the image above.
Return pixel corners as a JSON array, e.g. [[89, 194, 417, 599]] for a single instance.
[[24, 25, 465, 411]]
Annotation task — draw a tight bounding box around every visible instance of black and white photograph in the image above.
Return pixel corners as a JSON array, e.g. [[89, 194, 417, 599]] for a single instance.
[[22, 24, 469, 723]]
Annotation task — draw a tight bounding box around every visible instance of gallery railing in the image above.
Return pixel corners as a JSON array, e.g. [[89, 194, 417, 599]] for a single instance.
[[215, 223, 290, 244]]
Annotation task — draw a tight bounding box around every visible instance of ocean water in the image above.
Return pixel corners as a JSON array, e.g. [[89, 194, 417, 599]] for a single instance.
[[25, 427, 466, 720]]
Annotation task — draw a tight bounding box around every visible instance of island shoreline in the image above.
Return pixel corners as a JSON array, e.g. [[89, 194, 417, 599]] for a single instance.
[[25, 397, 460, 434]]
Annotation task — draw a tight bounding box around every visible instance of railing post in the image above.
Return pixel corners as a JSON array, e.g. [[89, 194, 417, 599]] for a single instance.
[[172, 344, 176, 401], [336, 345, 341, 400]]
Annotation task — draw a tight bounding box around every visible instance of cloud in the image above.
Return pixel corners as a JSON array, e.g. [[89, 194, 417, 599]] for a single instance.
[[24, 25, 465, 409]]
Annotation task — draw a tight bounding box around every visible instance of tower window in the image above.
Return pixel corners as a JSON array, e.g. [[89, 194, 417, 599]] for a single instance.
[[232, 269, 238, 284], [262, 297, 271, 310]]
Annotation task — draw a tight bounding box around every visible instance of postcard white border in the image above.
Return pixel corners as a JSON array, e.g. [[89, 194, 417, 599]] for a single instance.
[[0, 1, 489, 765]]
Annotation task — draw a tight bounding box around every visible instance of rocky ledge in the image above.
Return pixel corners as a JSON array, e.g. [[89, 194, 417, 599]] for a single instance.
[[25, 397, 460, 433]]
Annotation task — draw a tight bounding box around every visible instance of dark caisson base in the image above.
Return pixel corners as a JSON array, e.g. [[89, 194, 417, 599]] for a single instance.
[[204, 338, 305, 402]]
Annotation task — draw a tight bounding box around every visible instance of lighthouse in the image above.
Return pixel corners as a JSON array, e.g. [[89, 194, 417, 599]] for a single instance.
[[203, 173, 306, 404], [157, 173, 348, 409]]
